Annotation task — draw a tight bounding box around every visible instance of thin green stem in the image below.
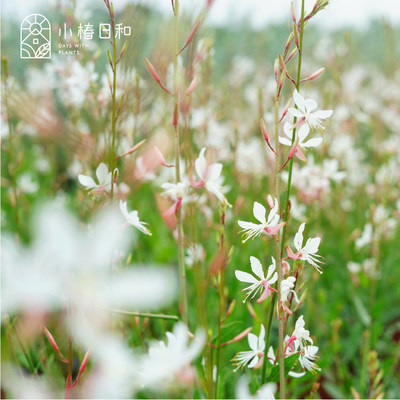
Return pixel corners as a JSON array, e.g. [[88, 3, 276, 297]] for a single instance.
[[274, 95, 285, 399], [261, 298, 275, 382], [108, 309, 179, 321], [110, 18, 117, 199], [173, 0, 188, 326], [215, 207, 227, 398], [280, 0, 306, 256]]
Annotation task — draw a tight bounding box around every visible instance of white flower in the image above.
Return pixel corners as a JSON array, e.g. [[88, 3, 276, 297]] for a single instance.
[[233, 325, 265, 371], [279, 122, 322, 160], [288, 89, 333, 130], [194, 147, 230, 206], [355, 223, 373, 249], [119, 200, 151, 236], [290, 315, 313, 351], [78, 162, 113, 194], [161, 181, 189, 201], [185, 244, 205, 267], [298, 345, 320, 374], [238, 199, 285, 243], [287, 223, 324, 273], [280, 276, 299, 314], [235, 256, 278, 303], [236, 376, 276, 399], [139, 323, 204, 388]]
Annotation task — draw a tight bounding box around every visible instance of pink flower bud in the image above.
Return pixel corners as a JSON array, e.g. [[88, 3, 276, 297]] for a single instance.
[[144, 58, 173, 96], [221, 327, 252, 347], [178, 19, 201, 55], [300, 67, 325, 83], [186, 76, 198, 96], [155, 146, 174, 167], [267, 195, 274, 209]]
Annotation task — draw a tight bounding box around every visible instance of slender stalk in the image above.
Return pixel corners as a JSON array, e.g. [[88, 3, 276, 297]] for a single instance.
[[110, 9, 117, 199], [108, 309, 179, 321], [261, 299, 275, 381], [173, 0, 188, 326], [274, 95, 285, 399], [214, 207, 227, 398], [280, 0, 305, 255]]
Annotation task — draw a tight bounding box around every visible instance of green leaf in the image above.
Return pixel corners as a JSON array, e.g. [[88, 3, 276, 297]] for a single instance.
[[266, 353, 299, 382]]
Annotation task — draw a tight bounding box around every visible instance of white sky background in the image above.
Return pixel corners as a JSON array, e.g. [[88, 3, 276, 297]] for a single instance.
[[2, 0, 400, 29]]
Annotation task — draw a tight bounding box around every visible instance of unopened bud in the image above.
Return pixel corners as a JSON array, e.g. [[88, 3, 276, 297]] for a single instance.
[[291, 2, 296, 23], [274, 58, 279, 82], [301, 67, 325, 83], [226, 299, 236, 318], [267, 194, 274, 209], [186, 76, 198, 96], [286, 47, 298, 63], [144, 57, 173, 96], [293, 24, 300, 48], [284, 32, 294, 58], [178, 19, 201, 55]]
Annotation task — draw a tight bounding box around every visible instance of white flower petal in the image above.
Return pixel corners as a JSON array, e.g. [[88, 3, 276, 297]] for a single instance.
[[253, 202, 267, 224], [250, 256, 265, 280], [235, 270, 258, 284], [293, 89, 306, 113], [78, 175, 96, 188]]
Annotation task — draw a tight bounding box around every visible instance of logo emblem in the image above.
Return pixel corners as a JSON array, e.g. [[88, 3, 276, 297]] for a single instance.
[[20, 14, 51, 59]]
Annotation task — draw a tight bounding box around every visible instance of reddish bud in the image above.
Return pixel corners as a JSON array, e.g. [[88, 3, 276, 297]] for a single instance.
[[115, 139, 146, 160], [260, 119, 276, 154], [43, 326, 69, 364], [293, 24, 300, 48], [291, 2, 296, 23], [300, 67, 325, 83], [144, 58, 173, 96], [186, 76, 198, 96], [178, 19, 201, 55], [274, 58, 279, 82], [267, 194, 275, 209], [279, 98, 292, 123], [220, 327, 252, 347], [154, 146, 174, 168], [286, 47, 298, 63], [72, 349, 91, 388]]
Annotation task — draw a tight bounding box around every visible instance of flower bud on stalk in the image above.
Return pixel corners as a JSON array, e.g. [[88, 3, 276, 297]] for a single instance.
[[144, 57, 173, 96], [260, 119, 276, 154], [291, 2, 296, 23], [300, 67, 325, 83]]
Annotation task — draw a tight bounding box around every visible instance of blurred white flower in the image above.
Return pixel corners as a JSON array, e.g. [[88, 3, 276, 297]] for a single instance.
[[235, 256, 277, 303], [287, 223, 324, 273], [236, 375, 276, 399], [194, 147, 230, 206], [289, 89, 333, 130], [238, 199, 285, 243], [2, 202, 176, 330], [139, 323, 204, 389], [185, 243, 205, 267], [119, 200, 151, 236], [18, 173, 39, 193], [233, 325, 265, 371], [355, 223, 373, 249], [78, 162, 113, 194]]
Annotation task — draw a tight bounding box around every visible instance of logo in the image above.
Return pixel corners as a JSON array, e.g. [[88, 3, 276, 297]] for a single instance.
[[20, 14, 51, 59]]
